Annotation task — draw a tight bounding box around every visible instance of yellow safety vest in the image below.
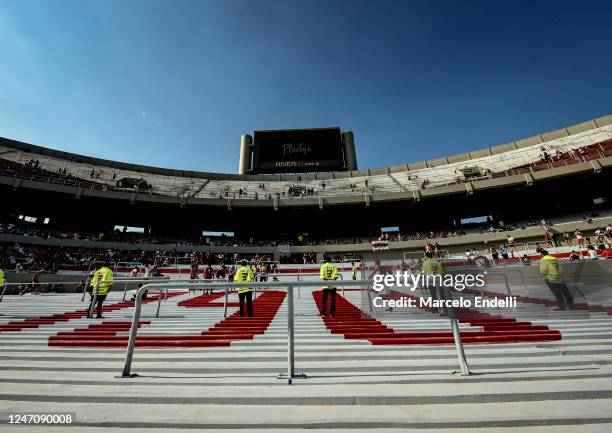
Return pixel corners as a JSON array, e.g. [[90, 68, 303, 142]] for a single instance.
[[320, 262, 338, 289], [91, 267, 113, 295], [421, 258, 445, 275], [352, 265, 357, 278], [0, 268, 5, 288], [234, 266, 255, 294], [540, 255, 564, 282]]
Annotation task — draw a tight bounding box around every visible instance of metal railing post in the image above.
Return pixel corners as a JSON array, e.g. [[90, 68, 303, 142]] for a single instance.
[[445, 288, 471, 376], [0, 283, 7, 302], [120, 283, 151, 377], [122, 281, 129, 301], [287, 285, 295, 378], [88, 282, 99, 318], [155, 288, 165, 318], [366, 284, 374, 316], [502, 274, 513, 297], [223, 288, 229, 318], [81, 276, 90, 302], [516, 269, 530, 295]]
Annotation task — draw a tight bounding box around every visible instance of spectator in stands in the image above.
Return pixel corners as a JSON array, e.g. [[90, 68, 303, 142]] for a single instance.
[[489, 245, 499, 261], [434, 242, 442, 257], [216, 264, 227, 280], [521, 255, 531, 265], [203, 264, 213, 280], [31, 270, 42, 293], [463, 249, 471, 265], [507, 235, 516, 257], [587, 245, 598, 259], [569, 250, 581, 261], [563, 232, 572, 246], [544, 231, 555, 247], [190, 258, 199, 280], [500, 244, 509, 260]]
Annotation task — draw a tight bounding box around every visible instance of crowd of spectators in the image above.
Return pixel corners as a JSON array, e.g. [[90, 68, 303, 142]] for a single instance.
[[0, 157, 104, 189], [0, 241, 280, 274]]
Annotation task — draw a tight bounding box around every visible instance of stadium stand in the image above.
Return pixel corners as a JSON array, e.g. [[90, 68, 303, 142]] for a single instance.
[[1, 116, 611, 201]]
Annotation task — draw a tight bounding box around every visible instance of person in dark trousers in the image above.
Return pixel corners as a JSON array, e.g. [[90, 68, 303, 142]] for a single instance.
[[351, 261, 358, 280], [0, 264, 5, 296], [422, 251, 447, 314], [320, 256, 339, 317], [234, 260, 255, 317], [539, 250, 575, 310], [88, 262, 113, 319]]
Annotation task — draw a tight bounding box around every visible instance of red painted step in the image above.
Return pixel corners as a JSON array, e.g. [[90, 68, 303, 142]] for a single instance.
[[49, 291, 286, 348], [0, 295, 172, 334], [462, 288, 612, 316], [312, 290, 561, 346]]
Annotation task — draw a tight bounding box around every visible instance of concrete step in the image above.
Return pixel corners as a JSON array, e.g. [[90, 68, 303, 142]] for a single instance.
[[1, 287, 611, 431]]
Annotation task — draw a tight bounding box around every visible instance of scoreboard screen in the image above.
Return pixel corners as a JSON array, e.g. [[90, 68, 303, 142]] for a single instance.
[[251, 128, 344, 174]]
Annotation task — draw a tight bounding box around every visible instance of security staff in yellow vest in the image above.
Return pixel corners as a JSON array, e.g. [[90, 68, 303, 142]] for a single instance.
[[0, 266, 5, 294], [539, 250, 575, 310], [234, 260, 255, 317], [351, 262, 358, 280], [422, 252, 447, 314], [88, 262, 113, 319], [320, 256, 339, 317]]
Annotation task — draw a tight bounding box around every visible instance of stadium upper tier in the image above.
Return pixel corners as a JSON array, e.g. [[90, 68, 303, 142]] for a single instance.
[[1, 115, 611, 205]]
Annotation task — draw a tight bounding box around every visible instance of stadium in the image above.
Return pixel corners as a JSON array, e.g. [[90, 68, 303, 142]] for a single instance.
[[1, 1, 612, 432], [1, 114, 611, 431]]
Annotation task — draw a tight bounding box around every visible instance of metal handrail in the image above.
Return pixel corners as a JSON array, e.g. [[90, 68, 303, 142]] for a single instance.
[[0, 271, 355, 304], [483, 270, 518, 298], [221, 272, 326, 317], [0, 277, 174, 304], [119, 279, 471, 378]]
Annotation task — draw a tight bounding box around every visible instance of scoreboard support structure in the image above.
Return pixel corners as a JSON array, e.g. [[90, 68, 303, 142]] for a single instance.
[[342, 131, 358, 171], [239, 134, 253, 175]]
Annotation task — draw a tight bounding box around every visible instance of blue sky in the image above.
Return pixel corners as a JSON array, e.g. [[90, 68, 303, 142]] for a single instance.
[[1, 0, 611, 173]]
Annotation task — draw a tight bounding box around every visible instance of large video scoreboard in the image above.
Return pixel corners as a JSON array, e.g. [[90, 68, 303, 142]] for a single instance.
[[251, 128, 345, 174]]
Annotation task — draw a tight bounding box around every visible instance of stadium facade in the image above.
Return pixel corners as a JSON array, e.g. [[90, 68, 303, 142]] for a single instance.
[[1, 114, 611, 262]]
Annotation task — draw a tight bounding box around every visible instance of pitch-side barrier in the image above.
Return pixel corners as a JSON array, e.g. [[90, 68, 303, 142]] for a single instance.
[[119, 279, 472, 379]]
